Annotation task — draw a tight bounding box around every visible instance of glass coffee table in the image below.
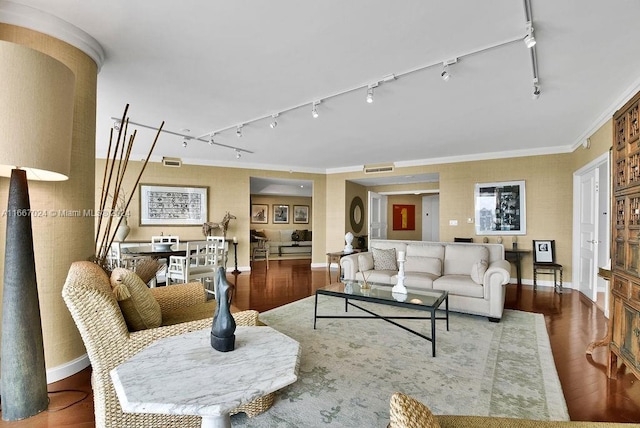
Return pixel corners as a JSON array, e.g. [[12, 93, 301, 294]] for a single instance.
[[314, 281, 449, 357]]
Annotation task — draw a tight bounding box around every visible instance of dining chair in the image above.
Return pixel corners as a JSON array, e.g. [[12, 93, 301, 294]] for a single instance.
[[206, 236, 227, 269], [151, 235, 180, 250], [252, 234, 269, 269], [166, 240, 221, 294], [151, 235, 180, 284]]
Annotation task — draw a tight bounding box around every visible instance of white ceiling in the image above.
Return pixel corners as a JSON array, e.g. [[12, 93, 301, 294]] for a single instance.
[[5, 1, 640, 176]]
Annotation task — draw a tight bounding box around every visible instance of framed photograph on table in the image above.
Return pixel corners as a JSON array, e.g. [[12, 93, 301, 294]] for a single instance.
[[474, 180, 526, 235], [250, 204, 268, 224], [533, 240, 555, 263], [139, 184, 207, 226], [273, 204, 289, 224], [293, 205, 309, 224]]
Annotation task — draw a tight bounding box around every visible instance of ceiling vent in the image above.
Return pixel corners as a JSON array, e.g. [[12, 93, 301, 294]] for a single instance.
[[162, 157, 182, 167], [364, 164, 395, 174]]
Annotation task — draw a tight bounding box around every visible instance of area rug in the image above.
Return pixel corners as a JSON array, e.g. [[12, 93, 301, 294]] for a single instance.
[[231, 295, 569, 427]]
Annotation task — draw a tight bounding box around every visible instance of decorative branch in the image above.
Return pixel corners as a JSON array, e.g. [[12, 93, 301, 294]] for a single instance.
[[93, 104, 163, 270]]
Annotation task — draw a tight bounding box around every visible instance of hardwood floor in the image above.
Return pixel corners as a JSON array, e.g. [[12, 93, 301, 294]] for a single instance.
[[2, 259, 639, 426]]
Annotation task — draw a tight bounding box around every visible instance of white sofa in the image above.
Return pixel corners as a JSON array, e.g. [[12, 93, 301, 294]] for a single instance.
[[252, 228, 312, 256], [339, 239, 511, 321]]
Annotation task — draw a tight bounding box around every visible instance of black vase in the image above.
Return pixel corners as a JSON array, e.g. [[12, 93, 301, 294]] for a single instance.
[[211, 267, 236, 352]]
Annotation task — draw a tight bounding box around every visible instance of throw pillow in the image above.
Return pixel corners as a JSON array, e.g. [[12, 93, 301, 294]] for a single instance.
[[110, 268, 162, 331], [372, 247, 397, 270], [358, 253, 374, 271], [470, 259, 489, 284], [389, 392, 441, 428]]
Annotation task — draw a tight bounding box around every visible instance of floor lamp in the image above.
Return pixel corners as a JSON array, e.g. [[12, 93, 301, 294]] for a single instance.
[[0, 41, 75, 421]]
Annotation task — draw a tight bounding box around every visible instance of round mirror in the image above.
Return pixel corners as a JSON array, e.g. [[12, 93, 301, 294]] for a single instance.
[[349, 196, 365, 233]]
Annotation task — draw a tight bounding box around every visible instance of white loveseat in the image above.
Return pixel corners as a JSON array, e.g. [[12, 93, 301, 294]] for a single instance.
[[339, 239, 511, 321], [251, 228, 312, 257]]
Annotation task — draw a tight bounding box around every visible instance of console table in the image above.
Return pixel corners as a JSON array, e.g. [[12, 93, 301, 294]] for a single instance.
[[110, 326, 300, 428], [278, 244, 312, 256], [505, 248, 531, 285]]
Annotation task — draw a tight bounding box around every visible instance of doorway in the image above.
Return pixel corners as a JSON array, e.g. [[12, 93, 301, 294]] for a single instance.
[[572, 152, 610, 316]]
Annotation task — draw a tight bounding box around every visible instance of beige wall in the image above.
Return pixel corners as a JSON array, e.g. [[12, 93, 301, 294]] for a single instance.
[[0, 24, 98, 372], [95, 160, 326, 266]]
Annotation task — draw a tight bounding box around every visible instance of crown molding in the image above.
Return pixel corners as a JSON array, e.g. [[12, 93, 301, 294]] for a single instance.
[[0, 1, 105, 70]]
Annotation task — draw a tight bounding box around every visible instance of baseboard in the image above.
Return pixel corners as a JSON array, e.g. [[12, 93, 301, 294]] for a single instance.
[[512, 278, 573, 289], [46, 354, 90, 384]]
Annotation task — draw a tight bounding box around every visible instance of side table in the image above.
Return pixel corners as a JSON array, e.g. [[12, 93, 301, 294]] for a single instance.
[[505, 248, 531, 285], [326, 250, 360, 283]]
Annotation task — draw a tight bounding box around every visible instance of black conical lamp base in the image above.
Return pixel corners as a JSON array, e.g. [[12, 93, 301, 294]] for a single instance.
[[1, 169, 48, 420]]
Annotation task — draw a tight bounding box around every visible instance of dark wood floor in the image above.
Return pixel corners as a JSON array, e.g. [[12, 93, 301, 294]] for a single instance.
[[2, 259, 640, 426]]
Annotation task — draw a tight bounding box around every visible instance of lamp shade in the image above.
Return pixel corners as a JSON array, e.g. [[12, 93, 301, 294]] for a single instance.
[[0, 40, 74, 181]]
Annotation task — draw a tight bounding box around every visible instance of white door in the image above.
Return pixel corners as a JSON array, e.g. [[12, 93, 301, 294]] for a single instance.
[[422, 194, 440, 241], [369, 191, 387, 240], [578, 168, 598, 299]]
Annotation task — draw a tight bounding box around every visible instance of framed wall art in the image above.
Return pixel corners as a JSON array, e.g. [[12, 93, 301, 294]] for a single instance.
[[139, 184, 207, 226], [250, 204, 268, 224], [474, 180, 526, 235], [293, 205, 309, 224], [273, 204, 289, 224], [392, 204, 415, 230]]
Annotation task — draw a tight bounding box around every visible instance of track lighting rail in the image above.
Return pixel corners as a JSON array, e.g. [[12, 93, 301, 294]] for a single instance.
[[111, 117, 254, 154]]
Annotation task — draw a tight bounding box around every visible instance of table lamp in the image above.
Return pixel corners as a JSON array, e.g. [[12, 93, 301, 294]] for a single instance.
[[0, 41, 75, 421]]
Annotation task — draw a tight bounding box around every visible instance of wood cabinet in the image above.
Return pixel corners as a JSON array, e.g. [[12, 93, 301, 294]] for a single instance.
[[610, 91, 640, 379]]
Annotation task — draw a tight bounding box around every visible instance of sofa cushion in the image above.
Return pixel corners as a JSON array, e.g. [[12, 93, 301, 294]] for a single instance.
[[444, 245, 489, 276], [406, 243, 445, 260], [470, 259, 488, 284], [405, 256, 441, 276], [372, 247, 397, 270], [404, 272, 437, 289], [110, 268, 162, 331], [280, 229, 294, 241], [262, 229, 280, 242], [433, 275, 484, 298], [358, 253, 374, 271], [356, 269, 396, 284]]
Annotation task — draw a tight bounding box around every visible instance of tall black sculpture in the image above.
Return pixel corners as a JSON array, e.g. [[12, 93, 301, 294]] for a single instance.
[[211, 267, 236, 352]]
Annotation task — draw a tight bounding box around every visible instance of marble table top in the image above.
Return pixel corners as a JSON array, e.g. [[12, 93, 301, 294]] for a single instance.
[[110, 326, 300, 420]]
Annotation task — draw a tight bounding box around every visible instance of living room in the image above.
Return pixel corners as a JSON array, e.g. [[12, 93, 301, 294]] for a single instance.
[[2, 0, 640, 426]]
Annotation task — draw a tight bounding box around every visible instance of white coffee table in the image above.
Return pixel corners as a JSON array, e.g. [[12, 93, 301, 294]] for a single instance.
[[110, 326, 300, 428]]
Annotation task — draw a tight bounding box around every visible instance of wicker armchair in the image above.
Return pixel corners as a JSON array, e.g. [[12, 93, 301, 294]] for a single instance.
[[62, 261, 272, 428]]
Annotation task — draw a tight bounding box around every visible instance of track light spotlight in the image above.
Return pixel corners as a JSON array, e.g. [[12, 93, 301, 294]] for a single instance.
[[366, 86, 374, 103], [270, 114, 279, 129], [312, 101, 320, 118], [532, 85, 541, 99], [235, 149, 241, 159], [441, 64, 450, 82], [236, 125, 243, 137], [113, 120, 121, 131], [524, 21, 536, 48], [182, 138, 188, 148], [209, 133, 215, 145]]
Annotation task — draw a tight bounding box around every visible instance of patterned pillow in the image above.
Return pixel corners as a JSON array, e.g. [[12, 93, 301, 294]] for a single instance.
[[110, 268, 162, 331], [470, 259, 489, 284], [372, 247, 397, 270]]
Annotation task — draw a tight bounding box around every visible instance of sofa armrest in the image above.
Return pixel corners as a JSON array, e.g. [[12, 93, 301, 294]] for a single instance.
[[482, 259, 511, 319], [340, 252, 365, 281], [150, 282, 207, 312]]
